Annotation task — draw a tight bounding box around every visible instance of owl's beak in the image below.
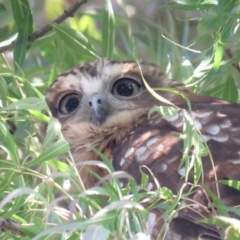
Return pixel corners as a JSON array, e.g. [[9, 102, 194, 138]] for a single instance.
[[88, 95, 109, 125]]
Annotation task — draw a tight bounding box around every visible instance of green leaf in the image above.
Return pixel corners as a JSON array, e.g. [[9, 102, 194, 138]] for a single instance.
[[47, 159, 71, 173], [51, 23, 99, 59], [26, 139, 70, 167], [203, 216, 240, 239], [162, 4, 214, 11], [0, 76, 9, 107], [102, 0, 115, 57], [0, 171, 17, 193], [204, 188, 229, 217], [198, 8, 222, 35], [222, 77, 238, 102], [83, 225, 110, 240], [0, 3, 7, 14], [3, 97, 47, 111], [10, 0, 34, 69], [0, 121, 20, 165], [218, 180, 240, 191], [213, 40, 224, 70], [42, 117, 61, 148]]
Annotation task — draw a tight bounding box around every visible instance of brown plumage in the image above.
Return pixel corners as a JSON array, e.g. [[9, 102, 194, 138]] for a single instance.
[[45, 59, 240, 239]]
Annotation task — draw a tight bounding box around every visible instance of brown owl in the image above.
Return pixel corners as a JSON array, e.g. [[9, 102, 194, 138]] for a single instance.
[[45, 59, 240, 239]]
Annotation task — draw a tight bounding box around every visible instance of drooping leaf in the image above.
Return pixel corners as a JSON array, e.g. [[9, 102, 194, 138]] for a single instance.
[[10, 0, 34, 69]]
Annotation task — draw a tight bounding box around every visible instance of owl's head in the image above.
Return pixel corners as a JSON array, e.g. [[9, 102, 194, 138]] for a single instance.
[[46, 59, 186, 132]]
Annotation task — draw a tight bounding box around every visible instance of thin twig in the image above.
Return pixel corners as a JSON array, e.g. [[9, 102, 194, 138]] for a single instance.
[[225, 48, 240, 73], [0, 0, 87, 53]]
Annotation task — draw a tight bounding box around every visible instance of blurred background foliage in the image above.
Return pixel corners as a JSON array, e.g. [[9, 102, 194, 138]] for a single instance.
[[0, 0, 240, 239]]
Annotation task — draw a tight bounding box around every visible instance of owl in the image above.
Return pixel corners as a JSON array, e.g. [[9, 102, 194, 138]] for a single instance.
[[45, 59, 240, 239]]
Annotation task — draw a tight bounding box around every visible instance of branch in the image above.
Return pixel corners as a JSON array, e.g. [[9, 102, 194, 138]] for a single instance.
[[0, 0, 87, 53], [225, 48, 240, 73]]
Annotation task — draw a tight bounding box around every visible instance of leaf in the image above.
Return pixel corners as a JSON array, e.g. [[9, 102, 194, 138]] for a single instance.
[[102, 0, 115, 57], [203, 216, 240, 239], [0, 121, 20, 165], [0, 171, 17, 193], [198, 8, 222, 35], [51, 23, 99, 59], [42, 118, 61, 148], [0, 76, 9, 107], [218, 180, 240, 191], [83, 225, 110, 240], [0, 3, 6, 14], [204, 188, 229, 217], [3, 97, 47, 111], [213, 40, 224, 70], [10, 0, 34, 69], [162, 4, 215, 11], [222, 77, 238, 102], [26, 139, 70, 167]]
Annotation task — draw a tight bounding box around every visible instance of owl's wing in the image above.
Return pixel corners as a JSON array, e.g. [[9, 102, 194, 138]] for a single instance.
[[112, 102, 240, 240]]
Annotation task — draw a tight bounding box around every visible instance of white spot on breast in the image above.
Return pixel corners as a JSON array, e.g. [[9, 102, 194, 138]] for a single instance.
[[157, 143, 164, 150], [167, 114, 179, 122], [135, 146, 149, 162], [230, 127, 240, 132], [198, 111, 213, 118], [219, 118, 232, 128], [204, 124, 220, 135], [216, 113, 227, 118], [200, 112, 213, 124], [120, 157, 125, 166], [200, 134, 211, 142], [125, 147, 134, 158], [147, 212, 156, 235], [146, 137, 158, 148], [136, 146, 147, 156], [193, 119, 202, 130], [157, 163, 168, 173], [146, 182, 154, 190], [167, 156, 178, 164], [191, 203, 200, 209], [212, 134, 229, 142], [229, 159, 240, 164], [172, 119, 183, 128], [178, 167, 185, 176]]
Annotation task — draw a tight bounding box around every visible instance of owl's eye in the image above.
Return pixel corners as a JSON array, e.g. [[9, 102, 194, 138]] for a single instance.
[[112, 78, 141, 97], [59, 94, 80, 114]]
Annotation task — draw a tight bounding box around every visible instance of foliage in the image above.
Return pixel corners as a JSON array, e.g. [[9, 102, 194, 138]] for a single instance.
[[0, 0, 240, 239]]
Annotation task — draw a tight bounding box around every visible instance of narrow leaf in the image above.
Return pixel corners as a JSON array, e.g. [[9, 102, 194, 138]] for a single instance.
[[51, 23, 99, 59], [27, 139, 70, 167], [0, 122, 20, 165], [102, 0, 115, 57], [42, 118, 61, 148], [222, 77, 238, 102], [10, 0, 33, 69], [3, 97, 47, 111]]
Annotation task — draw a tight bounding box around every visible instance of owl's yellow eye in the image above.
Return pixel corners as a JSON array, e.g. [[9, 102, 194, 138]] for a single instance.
[[112, 78, 141, 97], [59, 94, 80, 114]]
